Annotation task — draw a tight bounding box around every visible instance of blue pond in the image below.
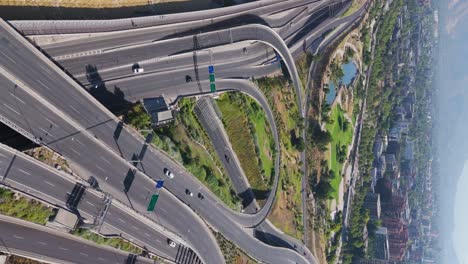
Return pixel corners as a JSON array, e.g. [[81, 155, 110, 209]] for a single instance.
[[326, 61, 358, 105]]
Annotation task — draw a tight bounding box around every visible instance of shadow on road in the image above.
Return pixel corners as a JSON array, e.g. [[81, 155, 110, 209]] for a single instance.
[[253, 228, 296, 250], [85, 64, 132, 115]]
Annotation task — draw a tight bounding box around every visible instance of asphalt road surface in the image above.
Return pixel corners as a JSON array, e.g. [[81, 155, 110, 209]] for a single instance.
[[0, 214, 153, 264]]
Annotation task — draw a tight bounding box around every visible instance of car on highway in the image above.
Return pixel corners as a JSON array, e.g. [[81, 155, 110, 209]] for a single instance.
[[133, 67, 144, 73], [167, 239, 177, 248], [197, 192, 204, 200], [185, 75, 192, 82], [185, 189, 193, 197], [164, 168, 174, 179]]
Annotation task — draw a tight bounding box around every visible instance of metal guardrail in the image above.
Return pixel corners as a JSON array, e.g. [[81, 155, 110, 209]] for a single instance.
[[0, 115, 41, 145]]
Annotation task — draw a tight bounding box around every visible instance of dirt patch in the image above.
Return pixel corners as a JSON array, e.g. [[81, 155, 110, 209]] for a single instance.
[[269, 186, 298, 236]]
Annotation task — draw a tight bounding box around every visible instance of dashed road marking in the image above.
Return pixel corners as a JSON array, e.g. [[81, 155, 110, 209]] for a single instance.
[[13, 235, 24, 239], [69, 105, 81, 114], [70, 148, 81, 156], [18, 169, 30, 175], [3, 103, 20, 115], [44, 181, 55, 187], [10, 93, 25, 104]]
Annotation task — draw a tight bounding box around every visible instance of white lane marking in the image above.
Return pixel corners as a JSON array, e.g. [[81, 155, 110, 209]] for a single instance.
[[96, 165, 105, 172], [59, 247, 69, 251], [37, 80, 50, 90], [13, 235, 24, 239], [79, 253, 88, 257], [18, 169, 31, 175], [0, 153, 5, 157], [69, 105, 81, 114], [44, 181, 55, 187], [70, 148, 81, 156], [1, 51, 17, 64], [132, 226, 139, 230], [85, 201, 95, 207], [10, 93, 25, 104], [3, 103, 20, 115], [118, 218, 126, 223], [98, 257, 106, 261], [100, 157, 111, 164], [37, 241, 47, 245], [75, 139, 85, 146], [39, 128, 53, 137], [144, 233, 151, 237]]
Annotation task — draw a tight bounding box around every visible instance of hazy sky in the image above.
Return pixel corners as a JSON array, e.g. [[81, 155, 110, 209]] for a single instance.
[[454, 162, 468, 264], [439, 0, 468, 263]]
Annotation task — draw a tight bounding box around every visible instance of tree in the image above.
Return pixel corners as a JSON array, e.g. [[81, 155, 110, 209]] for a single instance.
[[126, 104, 151, 130]]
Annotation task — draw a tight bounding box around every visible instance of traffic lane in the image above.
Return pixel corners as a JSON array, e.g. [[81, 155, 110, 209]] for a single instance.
[[53, 24, 297, 89], [0, 216, 152, 264], [61, 40, 272, 83], [34, 0, 323, 53], [0, 143, 181, 263], [0, 28, 116, 138], [195, 97, 261, 214], [102, 205, 179, 261], [0, 69, 222, 263]]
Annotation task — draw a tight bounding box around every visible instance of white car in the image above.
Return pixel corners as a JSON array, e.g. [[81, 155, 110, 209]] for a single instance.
[[133, 67, 144, 73], [164, 168, 174, 179], [167, 239, 177, 248]]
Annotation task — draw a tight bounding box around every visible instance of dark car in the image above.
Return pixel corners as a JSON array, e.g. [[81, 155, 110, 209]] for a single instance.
[[197, 192, 204, 200], [185, 75, 192, 82]]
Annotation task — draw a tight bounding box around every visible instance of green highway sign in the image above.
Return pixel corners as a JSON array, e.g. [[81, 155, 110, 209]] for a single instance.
[[210, 83, 216, 92], [209, 74, 215, 82], [147, 194, 159, 211]]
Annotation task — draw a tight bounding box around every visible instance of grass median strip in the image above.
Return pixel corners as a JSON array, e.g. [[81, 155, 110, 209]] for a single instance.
[[0, 187, 54, 225], [72, 228, 142, 254]]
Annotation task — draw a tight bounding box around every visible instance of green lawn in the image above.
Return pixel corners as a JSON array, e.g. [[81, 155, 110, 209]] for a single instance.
[[0, 188, 54, 225], [73, 229, 142, 254], [325, 105, 353, 200], [216, 93, 272, 198], [244, 96, 275, 184]]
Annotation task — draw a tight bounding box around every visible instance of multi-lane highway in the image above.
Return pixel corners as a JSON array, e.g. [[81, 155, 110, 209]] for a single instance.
[[0, 16, 315, 263], [0, 214, 153, 264], [0, 0, 371, 263], [0, 142, 195, 263]]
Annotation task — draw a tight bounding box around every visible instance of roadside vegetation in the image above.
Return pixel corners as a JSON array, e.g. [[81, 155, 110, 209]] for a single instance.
[[0, 188, 54, 225], [216, 92, 275, 200], [341, 0, 367, 18], [255, 76, 304, 239], [126, 101, 240, 209], [72, 228, 142, 254], [213, 231, 259, 264]]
